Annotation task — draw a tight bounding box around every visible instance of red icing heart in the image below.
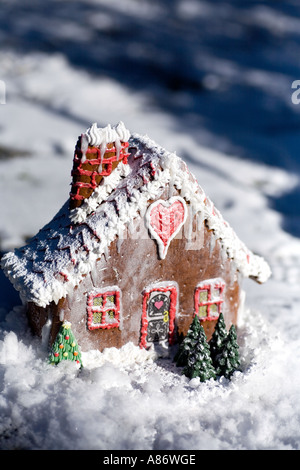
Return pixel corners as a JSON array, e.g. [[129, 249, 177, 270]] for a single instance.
[[154, 300, 164, 309], [147, 197, 187, 259]]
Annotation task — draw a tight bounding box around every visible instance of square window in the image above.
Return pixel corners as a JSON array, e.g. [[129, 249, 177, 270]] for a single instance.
[[87, 288, 121, 330], [195, 279, 225, 322]]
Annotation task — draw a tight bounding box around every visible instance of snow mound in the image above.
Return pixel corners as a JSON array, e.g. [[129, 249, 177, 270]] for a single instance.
[[0, 303, 299, 450]]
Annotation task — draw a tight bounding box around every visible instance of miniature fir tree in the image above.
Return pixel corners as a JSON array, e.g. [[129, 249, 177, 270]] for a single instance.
[[209, 312, 228, 368], [214, 324, 240, 379], [49, 321, 82, 367], [174, 314, 201, 367], [183, 324, 216, 382]]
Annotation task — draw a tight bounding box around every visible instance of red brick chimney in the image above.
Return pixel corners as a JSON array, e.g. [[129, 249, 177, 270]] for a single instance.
[[69, 122, 130, 210]]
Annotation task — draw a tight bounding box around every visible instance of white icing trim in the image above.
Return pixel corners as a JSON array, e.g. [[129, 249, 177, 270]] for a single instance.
[[143, 280, 180, 292], [195, 277, 225, 289], [83, 121, 130, 162], [145, 196, 187, 259], [85, 122, 130, 147]]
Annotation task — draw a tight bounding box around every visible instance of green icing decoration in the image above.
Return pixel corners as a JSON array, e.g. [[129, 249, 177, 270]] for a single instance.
[[49, 321, 83, 367]]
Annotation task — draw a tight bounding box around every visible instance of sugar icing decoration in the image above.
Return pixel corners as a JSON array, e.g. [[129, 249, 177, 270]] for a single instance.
[[87, 286, 122, 330], [145, 196, 187, 259], [49, 321, 82, 367], [69, 161, 131, 224], [85, 121, 130, 153], [69, 122, 130, 206]]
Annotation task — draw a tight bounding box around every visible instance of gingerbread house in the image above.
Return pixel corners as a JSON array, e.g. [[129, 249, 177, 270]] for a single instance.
[[1, 122, 271, 353]]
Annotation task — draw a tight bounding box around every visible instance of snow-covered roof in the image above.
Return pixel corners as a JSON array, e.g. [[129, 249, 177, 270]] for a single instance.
[[1, 133, 271, 308]]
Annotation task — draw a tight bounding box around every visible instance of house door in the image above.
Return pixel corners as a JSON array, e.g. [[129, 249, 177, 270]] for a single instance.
[[140, 284, 178, 349]]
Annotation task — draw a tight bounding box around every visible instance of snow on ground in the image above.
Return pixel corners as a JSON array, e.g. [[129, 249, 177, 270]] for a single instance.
[[1, 0, 300, 450]]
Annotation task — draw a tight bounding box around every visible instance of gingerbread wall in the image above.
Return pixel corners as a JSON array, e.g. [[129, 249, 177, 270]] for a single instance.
[[26, 193, 243, 353]]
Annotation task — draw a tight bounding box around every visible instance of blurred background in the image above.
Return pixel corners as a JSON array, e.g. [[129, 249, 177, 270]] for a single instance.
[[1, 0, 300, 313]]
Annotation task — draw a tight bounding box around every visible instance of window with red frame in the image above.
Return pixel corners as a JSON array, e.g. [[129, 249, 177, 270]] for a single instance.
[[194, 279, 225, 321], [87, 288, 121, 330]]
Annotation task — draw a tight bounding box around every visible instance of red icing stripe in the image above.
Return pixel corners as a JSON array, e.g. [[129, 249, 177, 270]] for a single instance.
[[70, 141, 130, 202]]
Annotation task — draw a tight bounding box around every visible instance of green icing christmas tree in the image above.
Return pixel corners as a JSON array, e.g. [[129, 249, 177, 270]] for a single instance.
[[183, 324, 216, 382], [214, 324, 240, 379], [49, 321, 83, 367], [209, 313, 228, 369], [174, 314, 201, 367]]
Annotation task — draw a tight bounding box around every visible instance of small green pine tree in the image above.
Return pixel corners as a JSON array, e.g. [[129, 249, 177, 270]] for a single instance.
[[174, 314, 201, 367], [209, 313, 228, 368], [49, 321, 83, 367], [214, 325, 240, 379], [183, 324, 216, 382]]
